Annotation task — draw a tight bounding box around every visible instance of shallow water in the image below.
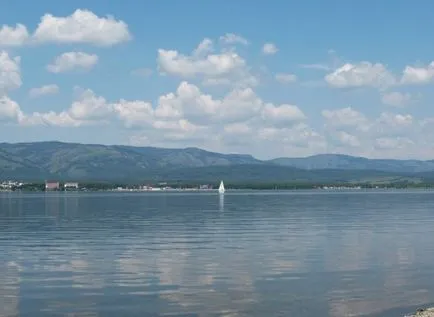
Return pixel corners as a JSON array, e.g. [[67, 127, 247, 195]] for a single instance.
[[1, 190, 434, 316]]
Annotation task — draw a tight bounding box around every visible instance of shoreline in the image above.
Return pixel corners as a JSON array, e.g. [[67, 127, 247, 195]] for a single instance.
[[3, 187, 434, 194], [407, 308, 434, 316]]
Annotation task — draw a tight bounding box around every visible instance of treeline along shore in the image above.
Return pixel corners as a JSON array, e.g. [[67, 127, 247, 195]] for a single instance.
[[3, 180, 434, 192]]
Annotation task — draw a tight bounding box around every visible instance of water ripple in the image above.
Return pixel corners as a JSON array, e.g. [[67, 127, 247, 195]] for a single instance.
[[1, 191, 434, 316]]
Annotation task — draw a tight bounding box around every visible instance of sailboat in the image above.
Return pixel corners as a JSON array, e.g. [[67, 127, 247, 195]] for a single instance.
[[218, 180, 225, 194]]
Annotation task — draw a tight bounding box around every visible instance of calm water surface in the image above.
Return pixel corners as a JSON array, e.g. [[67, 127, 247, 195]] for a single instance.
[[1, 190, 434, 317]]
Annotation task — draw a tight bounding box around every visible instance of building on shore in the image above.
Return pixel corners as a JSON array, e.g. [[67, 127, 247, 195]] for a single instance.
[[64, 182, 79, 190], [45, 181, 60, 191], [199, 184, 213, 190], [0, 181, 22, 190]]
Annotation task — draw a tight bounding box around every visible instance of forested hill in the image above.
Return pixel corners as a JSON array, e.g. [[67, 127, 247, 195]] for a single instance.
[[0, 141, 432, 183]]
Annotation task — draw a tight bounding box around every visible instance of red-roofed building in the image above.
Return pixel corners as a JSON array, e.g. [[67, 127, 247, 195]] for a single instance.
[[45, 181, 60, 191]]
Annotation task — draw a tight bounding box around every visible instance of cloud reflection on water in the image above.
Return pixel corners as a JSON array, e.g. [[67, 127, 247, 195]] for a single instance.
[[1, 191, 434, 316]]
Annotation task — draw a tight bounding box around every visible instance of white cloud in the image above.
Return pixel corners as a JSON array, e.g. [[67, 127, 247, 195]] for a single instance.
[[22, 110, 81, 127], [375, 137, 414, 150], [0, 60, 426, 159], [261, 103, 305, 126], [158, 38, 258, 88], [69, 88, 111, 121], [330, 130, 361, 148], [0, 24, 29, 46], [219, 33, 249, 45], [32, 9, 131, 46], [376, 112, 413, 128], [47, 52, 98, 73], [322, 107, 369, 131], [320, 105, 421, 157], [192, 38, 214, 57], [275, 73, 297, 83], [131, 68, 153, 77], [23, 87, 155, 128], [381, 91, 412, 107], [113, 100, 154, 127], [255, 123, 326, 152], [154, 81, 266, 125], [262, 43, 278, 55], [24, 88, 112, 127], [401, 62, 434, 84], [151, 119, 205, 142], [223, 122, 251, 134], [0, 95, 23, 121], [20, 81, 314, 157], [158, 48, 245, 77], [323, 107, 414, 138], [325, 62, 396, 89], [29, 84, 59, 98], [0, 51, 21, 93]]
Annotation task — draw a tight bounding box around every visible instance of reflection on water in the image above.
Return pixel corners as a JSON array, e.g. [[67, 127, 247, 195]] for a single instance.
[[0, 261, 20, 317], [219, 193, 224, 212], [1, 191, 434, 316]]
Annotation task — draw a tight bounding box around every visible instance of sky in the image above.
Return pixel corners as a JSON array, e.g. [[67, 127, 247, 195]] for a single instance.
[[1, 0, 434, 159]]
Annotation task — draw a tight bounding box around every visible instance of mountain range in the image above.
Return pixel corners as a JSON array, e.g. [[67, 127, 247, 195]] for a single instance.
[[1, 141, 434, 184]]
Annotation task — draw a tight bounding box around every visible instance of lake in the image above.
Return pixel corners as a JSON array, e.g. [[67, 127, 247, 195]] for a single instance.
[[1, 190, 434, 317]]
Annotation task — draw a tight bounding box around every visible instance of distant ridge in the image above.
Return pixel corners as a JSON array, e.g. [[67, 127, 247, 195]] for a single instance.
[[0, 141, 433, 183], [268, 153, 434, 173]]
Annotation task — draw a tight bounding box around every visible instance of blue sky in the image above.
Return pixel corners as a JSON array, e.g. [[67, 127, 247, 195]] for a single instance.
[[1, 1, 434, 159]]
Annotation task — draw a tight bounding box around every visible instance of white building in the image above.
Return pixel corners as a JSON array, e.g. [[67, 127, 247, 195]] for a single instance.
[[64, 182, 79, 189]]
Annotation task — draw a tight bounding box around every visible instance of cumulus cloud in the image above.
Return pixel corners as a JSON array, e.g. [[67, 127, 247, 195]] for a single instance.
[[275, 73, 297, 83], [401, 62, 434, 85], [113, 100, 154, 127], [192, 38, 214, 57], [219, 33, 249, 45], [7, 76, 434, 159], [322, 107, 369, 131], [47, 52, 98, 73], [20, 81, 314, 157], [153, 81, 273, 125], [377, 112, 413, 128], [23, 110, 83, 127], [32, 9, 131, 46], [68, 88, 111, 121], [151, 81, 307, 129], [24, 88, 112, 127], [325, 59, 434, 89], [0, 95, 23, 122], [1, 14, 433, 159], [330, 130, 361, 148], [321, 105, 421, 157], [158, 47, 244, 77], [0, 52, 24, 124], [157, 37, 258, 88], [261, 103, 305, 125], [29, 84, 59, 98], [262, 43, 278, 55], [325, 62, 396, 89], [375, 137, 414, 150], [0, 51, 21, 93], [381, 91, 412, 107], [323, 107, 413, 136], [0, 24, 29, 46]]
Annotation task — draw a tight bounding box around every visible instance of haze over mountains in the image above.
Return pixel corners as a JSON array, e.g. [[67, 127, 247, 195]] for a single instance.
[[1, 141, 434, 184]]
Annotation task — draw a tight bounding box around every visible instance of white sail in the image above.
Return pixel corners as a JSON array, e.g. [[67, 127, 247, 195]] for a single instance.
[[218, 180, 225, 194]]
